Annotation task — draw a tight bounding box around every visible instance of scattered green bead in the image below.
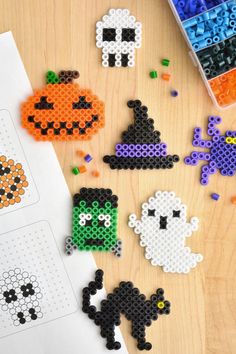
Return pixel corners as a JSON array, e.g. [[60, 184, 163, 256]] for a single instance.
[[150, 71, 158, 79], [72, 167, 79, 175], [162, 58, 170, 67]]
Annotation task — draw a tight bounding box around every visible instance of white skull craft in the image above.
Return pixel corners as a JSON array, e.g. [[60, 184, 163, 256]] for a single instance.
[[0, 268, 43, 326], [96, 9, 142, 67]]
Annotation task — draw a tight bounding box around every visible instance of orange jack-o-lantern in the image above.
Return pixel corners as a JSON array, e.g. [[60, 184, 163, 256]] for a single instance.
[[21, 70, 105, 141]]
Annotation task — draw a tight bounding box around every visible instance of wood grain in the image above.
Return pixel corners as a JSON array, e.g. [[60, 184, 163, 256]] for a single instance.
[[0, 0, 236, 353]]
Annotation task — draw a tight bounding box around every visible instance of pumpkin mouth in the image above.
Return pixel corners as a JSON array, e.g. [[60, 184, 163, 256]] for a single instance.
[[27, 115, 99, 136]]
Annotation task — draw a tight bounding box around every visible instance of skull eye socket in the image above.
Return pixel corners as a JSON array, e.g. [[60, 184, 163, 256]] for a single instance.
[[103, 28, 116, 41], [72, 96, 92, 109], [148, 209, 155, 216], [173, 210, 180, 218], [34, 96, 54, 110], [122, 28, 135, 42]]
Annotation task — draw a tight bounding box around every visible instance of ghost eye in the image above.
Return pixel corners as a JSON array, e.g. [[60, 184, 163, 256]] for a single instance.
[[72, 96, 92, 109], [21, 283, 35, 297], [103, 28, 116, 41], [3, 289, 17, 303], [98, 214, 111, 228], [122, 28, 135, 42], [34, 96, 54, 110], [148, 209, 155, 216], [79, 213, 92, 226], [173, 210, 180, 218]]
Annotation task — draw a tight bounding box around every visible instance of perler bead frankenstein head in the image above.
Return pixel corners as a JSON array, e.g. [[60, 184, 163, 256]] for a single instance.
[[103, 100, 179, 169], [65, 188, 122, 257], [21, 70, 105, 141]]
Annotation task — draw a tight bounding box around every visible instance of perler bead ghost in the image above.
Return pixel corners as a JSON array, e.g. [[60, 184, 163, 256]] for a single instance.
[[65, 188, 122, 257], [82, 269, 170, 351], [103, 100, 179, 169], [0, 155, 28, 209], [96, 8, 142, 67], [184, 116, 236, 185], [21, 70, 105, 141], [128, 191, 203, 273]]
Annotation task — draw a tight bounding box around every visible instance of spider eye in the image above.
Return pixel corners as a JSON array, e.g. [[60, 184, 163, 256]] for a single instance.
[[173, 210, 180, 218], [148, 209, 155, 216], [72, 96, 92, 109], [122, 28, 135, 42], [34, 96, 54, 110], [103, 28, 116, 41]]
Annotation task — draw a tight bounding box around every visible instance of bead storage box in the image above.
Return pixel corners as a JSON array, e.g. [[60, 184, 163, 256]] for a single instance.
[[168, 0, 236, 109]]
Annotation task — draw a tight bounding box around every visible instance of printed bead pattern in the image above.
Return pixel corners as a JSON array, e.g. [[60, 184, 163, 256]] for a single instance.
[[185, 116, 236, 185], [21, 71, 105, 141], [67, 188, 120, 254], [0, 155, 28, 209], [183, 1, 236, 52], [96, 9, 142, 67], [82, 269, 170, 351], [103, 100, 179, 169], [0, 269, 43, 326], [128, 191, 203, 273]]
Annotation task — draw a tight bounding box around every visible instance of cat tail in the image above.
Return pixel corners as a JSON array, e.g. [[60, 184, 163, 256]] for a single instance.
[[82, 269, 104, 320]]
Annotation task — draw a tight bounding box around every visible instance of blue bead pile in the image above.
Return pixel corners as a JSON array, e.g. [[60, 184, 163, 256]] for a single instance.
[[183, 1, 236, 51]]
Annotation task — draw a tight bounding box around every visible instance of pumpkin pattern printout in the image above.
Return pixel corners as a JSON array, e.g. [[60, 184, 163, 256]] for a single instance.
[[21, 70, 105, 141]]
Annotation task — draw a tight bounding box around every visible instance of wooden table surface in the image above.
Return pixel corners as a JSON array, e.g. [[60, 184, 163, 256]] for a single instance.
[[0, 0, 236, 353]]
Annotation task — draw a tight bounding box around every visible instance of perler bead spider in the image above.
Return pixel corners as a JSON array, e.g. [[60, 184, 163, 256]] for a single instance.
[[0, 155, 28, 209], [128, 191, 203, 273], [65, 188, 122, 257], [96, 8, 142, 67], [82, 269, 170, 351], [184, 116, 236, 185], [21, 70, 105, 141], [103, 100, 179, 169]]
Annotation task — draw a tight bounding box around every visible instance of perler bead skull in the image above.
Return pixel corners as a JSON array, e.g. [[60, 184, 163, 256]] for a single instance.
[[128, 191, 203, 274], [96, 9, 142, 67], [0, 269, 43, 326]]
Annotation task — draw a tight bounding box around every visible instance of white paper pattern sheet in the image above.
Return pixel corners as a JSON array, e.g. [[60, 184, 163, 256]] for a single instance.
[[0, 110, 38, 214], [0, 221, 77, 338]]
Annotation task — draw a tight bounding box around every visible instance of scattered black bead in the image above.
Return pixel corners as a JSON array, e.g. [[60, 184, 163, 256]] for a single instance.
[[82, 269, 171, 351]]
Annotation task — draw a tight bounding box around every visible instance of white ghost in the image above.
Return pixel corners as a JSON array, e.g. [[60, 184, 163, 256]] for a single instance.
[[128, 191, 203, 274]]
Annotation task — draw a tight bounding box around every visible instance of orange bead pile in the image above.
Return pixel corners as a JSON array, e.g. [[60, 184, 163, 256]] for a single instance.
[[210, 69, 236, 108], [21, 71, 105, 141], [0, 155, 28, 209]]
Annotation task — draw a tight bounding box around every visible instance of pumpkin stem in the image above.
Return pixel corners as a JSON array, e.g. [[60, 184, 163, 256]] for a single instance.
[[46, 71, 60, 84], [58, 70, 80, 84]]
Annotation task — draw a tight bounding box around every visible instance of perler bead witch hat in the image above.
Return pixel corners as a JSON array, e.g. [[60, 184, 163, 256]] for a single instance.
[[103, 100, 180, 169], [65, 188, 122, 257], [21, 70, 105, 141]]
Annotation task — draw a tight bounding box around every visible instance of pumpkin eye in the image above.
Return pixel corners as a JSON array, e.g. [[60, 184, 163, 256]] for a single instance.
[[34, 96, 54, 110], [72, 96, 92, 109]]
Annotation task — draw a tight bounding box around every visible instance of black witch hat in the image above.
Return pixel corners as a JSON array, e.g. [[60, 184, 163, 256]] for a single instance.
[[103, 100, 179, 169]]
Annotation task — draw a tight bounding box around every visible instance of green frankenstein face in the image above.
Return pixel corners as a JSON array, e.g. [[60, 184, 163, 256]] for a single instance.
[[72, 188, 118, 251]]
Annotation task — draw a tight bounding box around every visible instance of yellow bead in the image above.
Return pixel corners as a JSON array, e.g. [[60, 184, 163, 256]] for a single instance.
[[157, 301, 164, 309]]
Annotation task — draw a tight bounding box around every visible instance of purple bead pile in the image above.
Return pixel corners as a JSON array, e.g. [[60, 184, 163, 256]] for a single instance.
[[172, 0, 229, 22], [184, 116, 236, 185]]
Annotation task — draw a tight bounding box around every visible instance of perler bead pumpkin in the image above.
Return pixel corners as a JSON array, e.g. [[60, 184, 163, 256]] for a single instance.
[[0, 155, 28, 209], [21, 70, 105, 141]]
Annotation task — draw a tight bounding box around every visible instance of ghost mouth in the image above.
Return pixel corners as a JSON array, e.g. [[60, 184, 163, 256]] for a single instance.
[[160, 216, 167, 230], [85, 238, 105, 246], [27, 115, 99, 136]]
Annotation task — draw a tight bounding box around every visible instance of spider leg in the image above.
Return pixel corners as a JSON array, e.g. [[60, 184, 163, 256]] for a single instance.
[[184, 151, 211, 166], [200, 162, 217, 185]]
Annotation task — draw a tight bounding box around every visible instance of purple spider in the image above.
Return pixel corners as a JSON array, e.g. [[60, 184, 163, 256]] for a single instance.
[[184, 116, 236, 185]]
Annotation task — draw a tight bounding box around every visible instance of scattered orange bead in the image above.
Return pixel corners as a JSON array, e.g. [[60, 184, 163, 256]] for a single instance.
[[161, 73, 171, 81], [231, 196, 236, 205], [210, 68, 236, 108], [76, 150, 86, 157], [78, 165, 87, 173], [91, 170, 100, 177]]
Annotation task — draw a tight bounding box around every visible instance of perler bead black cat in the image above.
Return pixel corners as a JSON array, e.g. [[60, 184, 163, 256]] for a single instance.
[[103, 100, 179, 169], [82, 269, 171, 351]]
